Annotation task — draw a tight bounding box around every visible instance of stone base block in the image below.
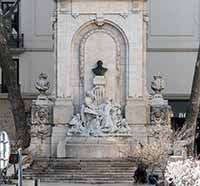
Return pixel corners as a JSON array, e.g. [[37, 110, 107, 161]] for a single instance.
[[29, 137, 51, 158], [57, 136, 134, 158], [51, 124, 66, 157]]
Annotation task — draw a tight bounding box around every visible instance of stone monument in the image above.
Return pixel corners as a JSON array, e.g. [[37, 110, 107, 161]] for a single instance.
[[57, 61, 131, 158], [52, 0, 149, 158]]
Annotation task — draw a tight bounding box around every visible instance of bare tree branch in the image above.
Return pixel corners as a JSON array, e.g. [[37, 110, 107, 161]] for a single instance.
[[178, 43, 200, 157], [3, 0, 20, 18]]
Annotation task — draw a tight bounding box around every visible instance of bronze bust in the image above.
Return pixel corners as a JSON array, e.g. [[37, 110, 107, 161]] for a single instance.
[[92, 60, 108, 76]]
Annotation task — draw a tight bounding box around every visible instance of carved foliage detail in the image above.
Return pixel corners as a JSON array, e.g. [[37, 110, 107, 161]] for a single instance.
[[31, 106, 52, 141]]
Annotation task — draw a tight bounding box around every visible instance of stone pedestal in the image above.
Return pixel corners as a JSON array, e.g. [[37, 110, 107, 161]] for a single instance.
[[30, 99, 53, 158], [57, 136, 133, 159]]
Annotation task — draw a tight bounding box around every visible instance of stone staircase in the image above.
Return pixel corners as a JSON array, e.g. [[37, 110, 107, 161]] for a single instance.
[[23, 158, 136, 184]]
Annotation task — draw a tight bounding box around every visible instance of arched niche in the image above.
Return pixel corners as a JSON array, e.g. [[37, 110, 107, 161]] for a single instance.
[[71, 21, 129, 112]]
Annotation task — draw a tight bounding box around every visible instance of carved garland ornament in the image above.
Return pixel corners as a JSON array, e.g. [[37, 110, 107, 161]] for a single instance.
[[31, 106, 51, 141], [79, 28, 121, 84]]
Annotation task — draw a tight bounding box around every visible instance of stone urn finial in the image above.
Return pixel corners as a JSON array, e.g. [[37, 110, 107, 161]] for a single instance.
[[35, 73, 50, 99], [151, 73, 165, 95]]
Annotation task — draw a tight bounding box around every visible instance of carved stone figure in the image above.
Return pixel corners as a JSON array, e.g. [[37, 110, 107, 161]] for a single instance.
[[92, 60, 108, 76], [151, 107, 166, 125], [66, 62, 130, 136], [67, 95, 130, 136], [101, 99, 118, 133], [151, 73, 165, 95], [81, 90, 98, 124], [35, 73, 50, 97], [67, 114, 85, 135]]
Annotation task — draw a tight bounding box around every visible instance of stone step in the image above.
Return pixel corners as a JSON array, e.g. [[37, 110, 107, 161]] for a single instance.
[[25, 178, 133, 182], [33, 159, 133, 164], [23, 158, 136, 184], [40, 180, 134, 184], [49, 164, 134, 168], [28, 166, 135, 170], [23, 173, 133, 178], [25, 177, 134, 184], [26, 169, 135, 173], [24, 170, 135, 174]]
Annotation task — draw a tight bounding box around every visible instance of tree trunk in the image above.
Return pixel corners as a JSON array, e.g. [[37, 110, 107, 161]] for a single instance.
[[0, 15, 30, 149], [184, 44, 200, 157]]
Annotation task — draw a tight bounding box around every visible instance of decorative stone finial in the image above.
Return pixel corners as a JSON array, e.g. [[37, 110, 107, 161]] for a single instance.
[[151, 73, 165, 95], [35, 73, 50, 98], [92, 60, 108, 76]]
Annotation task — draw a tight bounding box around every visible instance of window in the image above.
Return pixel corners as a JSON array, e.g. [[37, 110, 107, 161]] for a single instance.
[[1, 1, 23, 48], [1, 58, 19, 93]]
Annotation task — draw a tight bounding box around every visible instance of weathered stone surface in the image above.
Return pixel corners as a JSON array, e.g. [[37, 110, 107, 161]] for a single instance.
[[126, 99, 150, 125], [51, 124, 66, 157], [57, 136, 135, 158], [53, 98, 73, 124]]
